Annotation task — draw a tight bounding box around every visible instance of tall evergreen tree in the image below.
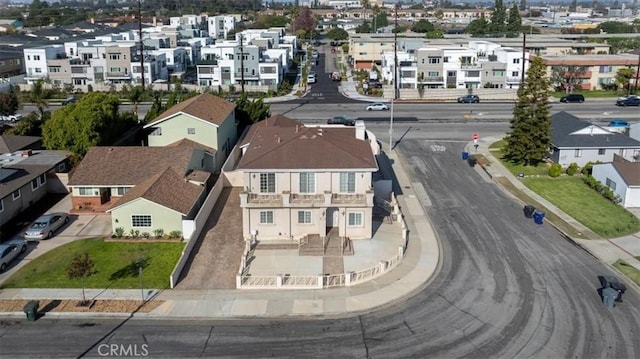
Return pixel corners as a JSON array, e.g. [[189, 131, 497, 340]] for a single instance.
[[490, 0, 507, 34], [503, 56, 552, 166], [506, 4, 522, 33]]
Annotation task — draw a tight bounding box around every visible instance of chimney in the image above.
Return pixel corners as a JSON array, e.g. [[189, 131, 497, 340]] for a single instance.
[[276, 136, 281, 143], [355, 120, 366, 140], [296, 125, 299, 133], [21, 150, 32, 157]]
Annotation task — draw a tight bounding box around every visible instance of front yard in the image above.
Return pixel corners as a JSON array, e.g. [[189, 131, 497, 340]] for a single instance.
[[1, 238, 184, 289]]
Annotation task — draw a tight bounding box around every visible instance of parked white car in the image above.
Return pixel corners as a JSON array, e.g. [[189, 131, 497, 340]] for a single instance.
[[0, 238, 27, 272], [0, 114, 22, 122], [366, 103, 389, 111]]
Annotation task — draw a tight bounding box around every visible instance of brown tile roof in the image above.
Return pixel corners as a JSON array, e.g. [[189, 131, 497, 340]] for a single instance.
[[0, 135, 42, 153], [612, 155, 640, 186], [68, 139, 210, 186], [239, 114, 303, 147], [147, 93, 236, 127], [237, 125, 378, 170], [108, 167, 204, 214]]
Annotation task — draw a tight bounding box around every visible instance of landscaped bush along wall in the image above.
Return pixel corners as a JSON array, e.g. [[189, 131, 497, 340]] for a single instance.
[[566, 163, 579, 176], [583, 175, 621, 204], [548, 163, 562, 177]]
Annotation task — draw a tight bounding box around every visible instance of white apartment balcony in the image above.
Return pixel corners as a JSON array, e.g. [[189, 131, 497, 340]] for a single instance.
[[506, 76, 523, 84], [240, 190, 374, 208], [106, 72, 131, 79], [461, 63, 482, 70], [418, 76, 444, 83]]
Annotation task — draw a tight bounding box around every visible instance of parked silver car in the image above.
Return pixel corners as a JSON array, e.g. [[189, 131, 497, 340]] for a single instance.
[[0, 239, 27, 272], [24, 212, 70, 240]]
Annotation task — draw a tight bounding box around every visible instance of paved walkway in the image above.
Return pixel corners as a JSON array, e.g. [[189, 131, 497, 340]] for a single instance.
[[0, 148, 441, 319], [471, 137, 640, 273]]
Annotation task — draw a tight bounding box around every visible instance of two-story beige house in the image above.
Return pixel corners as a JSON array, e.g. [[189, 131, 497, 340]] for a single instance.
[[144, 93, 237, 172], [237, 118, 378, 241]]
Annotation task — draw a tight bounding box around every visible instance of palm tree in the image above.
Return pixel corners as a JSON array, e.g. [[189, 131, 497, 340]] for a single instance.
[[30, 80, 48, 120], [125, 85, 145, 121]]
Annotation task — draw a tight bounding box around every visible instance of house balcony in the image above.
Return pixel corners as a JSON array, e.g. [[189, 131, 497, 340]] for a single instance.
[[197, 59, 218, 65], [418, 76, 444, 83], [461, 63, 481, 69], [240, 190, 374, 208], [70, 58, 91, 66], [506, 77, 522, 84], [235, 72, 260, 79], [106, 72, 130, 79]]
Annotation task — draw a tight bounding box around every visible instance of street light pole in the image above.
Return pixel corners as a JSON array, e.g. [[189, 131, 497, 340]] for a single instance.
[[633, 51, 640, 95], [137, 0, 145, 90], [390, 4, 398, 151]]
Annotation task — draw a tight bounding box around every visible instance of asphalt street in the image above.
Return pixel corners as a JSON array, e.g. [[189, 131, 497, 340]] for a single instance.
[[1, 124, 639, 358]]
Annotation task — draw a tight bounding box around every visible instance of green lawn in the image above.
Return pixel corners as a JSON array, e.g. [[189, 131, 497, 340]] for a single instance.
[[491, 150, 550, 176], [613, 259, 640, 287], [1, 238, 184, 289], [521, 177, 640, 238], [489, 139, 506, 150]]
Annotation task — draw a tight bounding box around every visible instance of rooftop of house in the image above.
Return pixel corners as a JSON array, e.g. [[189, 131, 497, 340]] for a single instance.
[[237, 115, 378, 171], [551, 112, 640, 149], [0, 135, 41, 154], [541, 53, 639, 66], [611, 154, 640, 186], [146, 93, 236, 127], [0, 150, 70, 199]]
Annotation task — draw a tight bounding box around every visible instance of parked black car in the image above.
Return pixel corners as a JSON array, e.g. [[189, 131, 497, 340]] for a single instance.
[[560, 94, 585, 103], [616, 97, 640, 106], [457, 95, 480, 103], [327, 115, 355, 126]]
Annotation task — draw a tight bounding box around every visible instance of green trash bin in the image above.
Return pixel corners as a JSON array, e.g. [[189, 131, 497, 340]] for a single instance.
[[23, 300, 39, 321]]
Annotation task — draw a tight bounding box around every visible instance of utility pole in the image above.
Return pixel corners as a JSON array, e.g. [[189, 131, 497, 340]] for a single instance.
[[137, 0, 145, 90], [634, 51, 640, 94], [239, 35, 245, 94], [390, 4, 398, 151], [520, 33, 527, 86]]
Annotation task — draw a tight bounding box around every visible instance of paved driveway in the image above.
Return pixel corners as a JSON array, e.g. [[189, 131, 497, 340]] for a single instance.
[[176, 187, 245, 289]]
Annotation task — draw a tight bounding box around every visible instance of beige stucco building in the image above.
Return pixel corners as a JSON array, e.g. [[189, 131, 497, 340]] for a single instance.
[[237, 116, 378, 241], [540, 54, 639, 91]]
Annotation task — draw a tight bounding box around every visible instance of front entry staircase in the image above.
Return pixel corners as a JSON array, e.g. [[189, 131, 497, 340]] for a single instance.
[[299, 228, 354, 256]]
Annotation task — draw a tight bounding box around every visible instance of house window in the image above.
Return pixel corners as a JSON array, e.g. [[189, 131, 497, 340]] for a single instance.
[[150, 127, 162, 136], [187, 128, 196, 134], [606, 178, 617, 191], [428, 57, 440, 64], [427, 71, 439, 77], [78, 187, 99, 196], [575, 149, 582, 157], [348, 212, 363, 226], [511, 71, 519, 77], [513, 58, 520, 64], [108, 53, 121, 60], [339, 172, 356, 193], [12, 189, 21, 200], [57, 163, 66, 172], [131, 215, 152, 228], [598, 148, 605, 155], [299, 173, 316, 193], [34, 55, 40, 61], [116, 187, 130, 196], [31, 179, 38, 191], [259, 211, 274, 224], [298, 210, 312, 224], [259, 173, 276, 193], [38, 174, 46, 186]]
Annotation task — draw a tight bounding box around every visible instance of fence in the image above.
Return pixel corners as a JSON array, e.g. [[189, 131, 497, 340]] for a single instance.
[[236, 192, 409, 289], [17, 81, 276, 94], [382, 87, 519, 101]]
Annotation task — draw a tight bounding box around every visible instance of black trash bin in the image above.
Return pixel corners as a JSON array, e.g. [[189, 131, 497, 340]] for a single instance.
[[467, 156, 477, 167], [524, 205, 535, 218], [23, 300, 39, 321]]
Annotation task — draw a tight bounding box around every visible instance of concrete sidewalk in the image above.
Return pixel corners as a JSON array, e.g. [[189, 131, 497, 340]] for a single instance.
[[470, 137, 640, 273], [340, 75, 385, 103], [0, 148, 441, 319]]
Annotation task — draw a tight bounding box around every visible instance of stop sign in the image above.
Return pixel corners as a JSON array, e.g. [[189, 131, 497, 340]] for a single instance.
[[472, 133, 479, 140]]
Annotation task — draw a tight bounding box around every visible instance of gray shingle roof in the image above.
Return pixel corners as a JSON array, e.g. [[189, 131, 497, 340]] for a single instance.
[[551, 112, 640, 149]]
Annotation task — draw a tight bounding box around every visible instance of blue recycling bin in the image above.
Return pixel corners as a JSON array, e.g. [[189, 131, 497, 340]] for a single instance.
[[533, 211, 545, 225], [461, 151, 469, 160]]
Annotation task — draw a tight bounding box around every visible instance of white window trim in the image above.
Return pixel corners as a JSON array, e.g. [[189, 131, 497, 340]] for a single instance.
[[347, 212, 364, 227], [259, 173, 276, 193], [299, 172, 316, 194], [574, 149, 582, 158], [298, 210, 312, 224], [77, 187, 100, 196], [31, 179, 38, 191], [598, 148, 606, 155], [12, 189, 21, 200], [38, 174, 47, 186], [259, 210, 274, 224], [339, 172, 356, 193], [131, 214, 152, 228]]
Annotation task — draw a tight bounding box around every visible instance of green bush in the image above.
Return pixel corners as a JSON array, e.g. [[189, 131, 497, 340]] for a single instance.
[[114, 227, 124, 238], [548, 163, 562, 177], [168, 230, 182, 239], [581, 161, 594, 176], [566, 163, 579, 176]]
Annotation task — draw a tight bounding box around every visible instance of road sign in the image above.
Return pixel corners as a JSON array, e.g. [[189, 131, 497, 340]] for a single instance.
[[472, 133, 479, 140]]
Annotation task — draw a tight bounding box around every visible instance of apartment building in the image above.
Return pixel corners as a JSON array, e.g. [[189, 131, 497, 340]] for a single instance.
[[0, 46, 24, 77], [381, 42, 530, 90], [23, 45, 65, 84], [207, 15, 236, 40], [540, 54, 639, 91]]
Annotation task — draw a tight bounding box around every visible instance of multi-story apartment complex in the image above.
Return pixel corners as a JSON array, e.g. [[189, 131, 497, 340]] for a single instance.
[[24, 45, 65, 84], [0, 46, 24, 78], [381, 42, 531, 90], [207, 15, 236, 40], [540, 54, 640, 91]]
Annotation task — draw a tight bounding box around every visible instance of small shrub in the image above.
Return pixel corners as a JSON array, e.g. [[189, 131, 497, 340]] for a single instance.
[[548, 163, 562, 177], [133, 229, 140, 238], [168, 230, 182, 239], [129, 229, 136, 237], [581, 161, 594, 176], [153, 228, 164, 238], [566, 163, 579, 176], [114, 227, 124, 238], [141, 232, 150, 239]]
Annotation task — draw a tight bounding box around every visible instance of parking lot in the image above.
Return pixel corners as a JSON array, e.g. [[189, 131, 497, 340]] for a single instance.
[[0, 194, 112, 285]]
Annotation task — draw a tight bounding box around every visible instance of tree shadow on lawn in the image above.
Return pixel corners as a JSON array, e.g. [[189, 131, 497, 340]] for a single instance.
[[109, 256, 151, 282]]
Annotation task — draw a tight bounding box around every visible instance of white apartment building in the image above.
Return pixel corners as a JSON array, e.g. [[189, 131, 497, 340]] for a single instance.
[[130, 53, 168, 84], [207, 15, 236, 40], [152, 48, 188, 73], [24, 45, 65, 84], [169, 14, 205, 28]]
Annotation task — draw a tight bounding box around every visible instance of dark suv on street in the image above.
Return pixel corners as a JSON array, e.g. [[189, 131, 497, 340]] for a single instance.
[[560, 94, 585, 103], [457, 95, 480, 103], [327, 115, 356, 126]]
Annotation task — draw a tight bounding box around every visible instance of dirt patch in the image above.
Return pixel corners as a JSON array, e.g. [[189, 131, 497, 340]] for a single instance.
[[0, 299, 163, 313]]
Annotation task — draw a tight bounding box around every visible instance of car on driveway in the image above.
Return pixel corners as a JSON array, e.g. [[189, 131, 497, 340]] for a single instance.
[[616, 96, 640, 106], [327, 115, 356, 126], [457, 94, 480, 103], [0, 238, 27, 272], [24, 212, 70, 240], [366, 103, 389, 111]]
